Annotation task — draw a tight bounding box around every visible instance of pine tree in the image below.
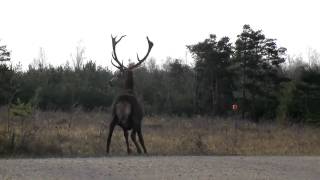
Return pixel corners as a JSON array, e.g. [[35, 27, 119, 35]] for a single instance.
[[188, 34, 234, 115], [234, 25, 287, 120]]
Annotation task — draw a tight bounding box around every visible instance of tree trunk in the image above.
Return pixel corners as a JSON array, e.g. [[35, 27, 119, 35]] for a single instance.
[[215, 77, 220, 115], [241, 61, 246, 120]]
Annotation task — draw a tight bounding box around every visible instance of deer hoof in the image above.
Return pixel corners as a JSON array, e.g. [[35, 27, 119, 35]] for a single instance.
[[128, 149, 132, 154], [137, 149, 142, 154]]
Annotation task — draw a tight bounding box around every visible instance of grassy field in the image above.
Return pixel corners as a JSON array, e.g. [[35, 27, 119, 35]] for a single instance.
[[1, 107, 320, 157]]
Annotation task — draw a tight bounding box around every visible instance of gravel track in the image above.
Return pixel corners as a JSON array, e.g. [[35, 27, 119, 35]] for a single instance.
[[1, 156, 319, 180]]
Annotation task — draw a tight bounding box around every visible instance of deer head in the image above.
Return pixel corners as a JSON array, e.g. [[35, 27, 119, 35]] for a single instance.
[[109, 35, 153, 91]]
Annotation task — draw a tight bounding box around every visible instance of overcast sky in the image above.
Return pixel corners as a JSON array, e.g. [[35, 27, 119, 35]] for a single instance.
[[0, 0, 319, 69]]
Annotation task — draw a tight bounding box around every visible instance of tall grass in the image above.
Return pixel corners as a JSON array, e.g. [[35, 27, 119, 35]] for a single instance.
[[0, 107, 320, 157]]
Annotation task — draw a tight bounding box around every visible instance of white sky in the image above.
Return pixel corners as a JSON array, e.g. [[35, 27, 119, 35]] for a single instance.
[[0, 0, 319, 70]]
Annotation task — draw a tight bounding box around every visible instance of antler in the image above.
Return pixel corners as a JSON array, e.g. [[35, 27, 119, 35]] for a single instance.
[[129, 36, 154, 69], [111, 35, 126, 71]]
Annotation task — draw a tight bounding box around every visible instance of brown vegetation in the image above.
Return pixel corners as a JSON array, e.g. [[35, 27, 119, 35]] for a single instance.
[[0, 107, 320, 157]]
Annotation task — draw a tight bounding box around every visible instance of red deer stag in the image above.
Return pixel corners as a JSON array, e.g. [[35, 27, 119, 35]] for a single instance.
[[106, 35, 153, 154]]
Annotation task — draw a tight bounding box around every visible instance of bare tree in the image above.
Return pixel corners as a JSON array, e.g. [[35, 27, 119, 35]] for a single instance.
[[71, 42, 86, 71], [106, 35, 153, 154], [32, 47, 47, 70]]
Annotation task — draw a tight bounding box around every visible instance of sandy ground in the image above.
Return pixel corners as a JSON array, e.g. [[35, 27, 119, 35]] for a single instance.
[[0, 156, 319, 180]]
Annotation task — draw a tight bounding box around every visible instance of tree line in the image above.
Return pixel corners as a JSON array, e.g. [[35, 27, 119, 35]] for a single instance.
[[1, 25, 319, 124]]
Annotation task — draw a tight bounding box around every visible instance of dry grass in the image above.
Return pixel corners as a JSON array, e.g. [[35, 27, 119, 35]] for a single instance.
[[1, 108, 320, 157]]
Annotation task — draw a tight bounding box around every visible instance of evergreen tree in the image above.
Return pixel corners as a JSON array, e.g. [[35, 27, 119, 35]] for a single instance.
[[188, 35, 234, 115], [0, 42, 15, 105], [234, 25, 287, 120], [0, 44, 10, 62]]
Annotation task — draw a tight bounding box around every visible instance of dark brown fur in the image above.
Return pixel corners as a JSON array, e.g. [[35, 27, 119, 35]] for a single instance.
[[106, 71, 147, 154], [106, 35, 153, 154]]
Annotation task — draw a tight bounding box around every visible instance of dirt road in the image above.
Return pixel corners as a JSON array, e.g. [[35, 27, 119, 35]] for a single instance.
[[0, 156, 319, 180]]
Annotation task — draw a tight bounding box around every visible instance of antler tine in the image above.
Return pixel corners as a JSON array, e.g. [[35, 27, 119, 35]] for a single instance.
[[111, 58, 122, 69], [111, 35, 126, 70], [130, 36, 154, 69]]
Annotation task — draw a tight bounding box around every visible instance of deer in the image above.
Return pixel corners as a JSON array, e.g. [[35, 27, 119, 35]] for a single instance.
[[106, 35, 153, 155]]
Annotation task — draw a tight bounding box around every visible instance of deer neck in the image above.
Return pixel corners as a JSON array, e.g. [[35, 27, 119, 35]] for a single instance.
[[124, 70, 134, 92]]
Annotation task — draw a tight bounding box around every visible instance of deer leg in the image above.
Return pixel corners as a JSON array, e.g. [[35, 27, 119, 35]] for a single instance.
[[123, 129, 131, 154], [106, 120, 116, 154], [131, 130, 142, 154], [137, 128, 147, 154]]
